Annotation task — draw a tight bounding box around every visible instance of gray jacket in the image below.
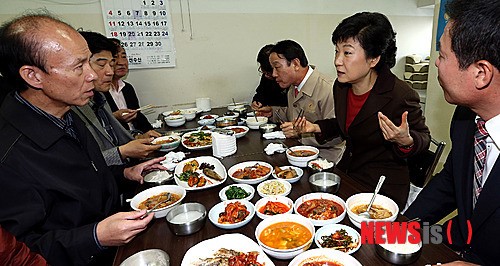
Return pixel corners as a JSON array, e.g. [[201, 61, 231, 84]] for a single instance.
[[72, 92, 134, 165]]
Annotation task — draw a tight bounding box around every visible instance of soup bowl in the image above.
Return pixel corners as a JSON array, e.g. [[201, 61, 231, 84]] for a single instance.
[[345, 193, 399, 229], [130, 185, 186, 218], [286, 146, 319, 167], [255, 213, 315, 259], [294, 192, 346, 226]]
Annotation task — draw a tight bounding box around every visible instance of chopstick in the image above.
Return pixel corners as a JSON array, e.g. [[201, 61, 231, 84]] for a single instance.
[[275, 110, 287, 124], [292, 108, 304, 129], [136, 104, 155, 112]]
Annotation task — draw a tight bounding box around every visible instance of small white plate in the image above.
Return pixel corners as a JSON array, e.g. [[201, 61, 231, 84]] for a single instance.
[[208, 200, 255, 229], [256, 179, 292, 198], [181, 233, 272, 266], [289, 248, 362, 266], [227, 161, 273, 185], [174, 156, 226, 191], [200, 114, 219, 120], [315, 224, 361, 254], [223, 126, 249, 138], [272, 165, 303, 183], [219, 184, 255, 201], [181, 130, 212, 150], [254, 196, 293, 219]]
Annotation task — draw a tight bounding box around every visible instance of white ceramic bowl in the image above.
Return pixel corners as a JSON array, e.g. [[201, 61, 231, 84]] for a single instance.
[[130, 185, 186, 218], [228, 103, 245, 111], [119, 249, 170, 266], [227, 161, 273, 185], [272, 165, 303, 183], [345, 193, 399, 229], [255, 196, 293, 219], [288, 248, 362, 266], [256, 179, 292, 198], [255, 213, 315, 259], [151, 135, 181, 152], [164, 114, 186, 127], [208, 200, 255, 229], [294, 192, 346, 226], [219, 184, 255, 201], [286, 146, 319, 167], [245, 116, 268, 130], [314, 224, 361, 254], [143, 170, 173, 185], [181, 108, 198, 121], [197, 118, 215, 126], [200, 114, 219, 120], [223, 126, 249, 138]]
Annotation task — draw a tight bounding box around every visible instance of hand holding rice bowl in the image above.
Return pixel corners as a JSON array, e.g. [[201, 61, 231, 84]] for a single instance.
[[151, 135, 181, 152], [130, 185, 186, 218]]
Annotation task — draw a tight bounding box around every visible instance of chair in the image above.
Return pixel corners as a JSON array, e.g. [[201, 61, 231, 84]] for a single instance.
[[403, 138, 446, 213], [408, 138, 446, 187]]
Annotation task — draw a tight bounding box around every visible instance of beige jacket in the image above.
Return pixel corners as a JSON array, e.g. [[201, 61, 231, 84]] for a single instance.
[[273, 67, 345, 163]]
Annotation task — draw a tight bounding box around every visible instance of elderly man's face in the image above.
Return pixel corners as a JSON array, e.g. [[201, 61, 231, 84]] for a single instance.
[[36, 23, 97, 107], [269, 52, 299, 89], [90, 50, 115, 92]]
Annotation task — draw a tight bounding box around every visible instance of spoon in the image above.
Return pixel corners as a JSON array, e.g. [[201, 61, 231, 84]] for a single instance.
[[359, 175, 386, 219], [140, 193, 171, 219]]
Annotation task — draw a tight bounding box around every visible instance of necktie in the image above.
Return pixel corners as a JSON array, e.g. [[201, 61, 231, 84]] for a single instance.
[[294, 88, 299, 97], [473, 118, 488, 208]]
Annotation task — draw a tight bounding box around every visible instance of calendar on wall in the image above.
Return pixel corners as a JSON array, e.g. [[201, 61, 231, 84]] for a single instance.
[[100, 0, 176, 69]]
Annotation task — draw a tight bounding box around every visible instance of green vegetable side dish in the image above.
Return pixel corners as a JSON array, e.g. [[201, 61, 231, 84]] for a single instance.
[[225, 186, 250, 200]]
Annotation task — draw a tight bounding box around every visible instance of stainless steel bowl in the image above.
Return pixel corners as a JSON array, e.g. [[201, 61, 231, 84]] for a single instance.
[[119, 249, 170, 266], [166, 202, 207, 235], [308, 172, 341, 193], [215, 117, 237, 128], [375, 243, 422, 265], [259, 123, 277, 134]]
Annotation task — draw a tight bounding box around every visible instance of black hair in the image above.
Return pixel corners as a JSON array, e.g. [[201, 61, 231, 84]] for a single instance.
[[270, 40, 308, 67], [332, 12, 397, 71], [79, 30, 117, 57], [0, 11, 71, 91], [445, 0, 500, 70], [257, 44, 274, 73]]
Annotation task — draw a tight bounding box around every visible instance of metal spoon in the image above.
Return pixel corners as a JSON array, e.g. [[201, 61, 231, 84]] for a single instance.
[[140, 192, 171, 219], [359, 175, 386, 219]]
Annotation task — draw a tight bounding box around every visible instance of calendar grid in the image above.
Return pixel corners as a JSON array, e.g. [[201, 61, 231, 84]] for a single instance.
[[100, 0, 176, 69]]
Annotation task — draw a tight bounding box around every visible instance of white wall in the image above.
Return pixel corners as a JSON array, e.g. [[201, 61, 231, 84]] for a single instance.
[[1, 0, 434, 119]]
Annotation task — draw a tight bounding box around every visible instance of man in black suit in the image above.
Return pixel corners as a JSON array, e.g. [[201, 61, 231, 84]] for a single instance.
[[405, 0, 500, 265]]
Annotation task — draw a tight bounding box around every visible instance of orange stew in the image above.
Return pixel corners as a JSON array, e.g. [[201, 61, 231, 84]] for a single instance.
[[259, 221, 312, 250], [297, 199, 344, 220], [218, 202, 249, 224], [289, 150, 316, 157], [259, 201, 290, 215]]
